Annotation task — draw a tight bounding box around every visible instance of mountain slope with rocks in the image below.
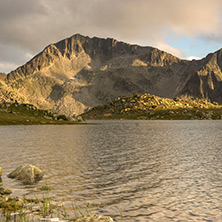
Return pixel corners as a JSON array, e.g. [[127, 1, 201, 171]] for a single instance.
[[1, 34, 222, 116], [81, 93, 222, 120], [180, 49, 222, 101]]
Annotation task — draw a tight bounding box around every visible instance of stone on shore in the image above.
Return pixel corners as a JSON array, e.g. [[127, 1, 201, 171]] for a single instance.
[[7, 164, 43, 185], [0, 187, 12, 195], [75, 215, 114, 222], [0, 167, 2, 182]]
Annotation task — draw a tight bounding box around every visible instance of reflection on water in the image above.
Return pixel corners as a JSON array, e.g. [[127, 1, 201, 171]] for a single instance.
[[1, 121, 222, 221]]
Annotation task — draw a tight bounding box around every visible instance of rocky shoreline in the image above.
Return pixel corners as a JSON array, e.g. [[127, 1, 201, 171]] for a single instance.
[[0, 165, 114, 222]]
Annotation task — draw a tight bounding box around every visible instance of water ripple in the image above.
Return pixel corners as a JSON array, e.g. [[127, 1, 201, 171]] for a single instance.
[[1, 121, 222, 221]]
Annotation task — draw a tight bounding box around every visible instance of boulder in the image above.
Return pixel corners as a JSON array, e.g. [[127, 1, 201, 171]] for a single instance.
[[0, 167, 2, 183], [75, 215, 114, 222], [8, 164, 43, 185], [0, 187, 12, 195]]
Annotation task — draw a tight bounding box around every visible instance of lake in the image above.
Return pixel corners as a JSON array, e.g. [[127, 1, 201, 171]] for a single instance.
[[1, 120, 222, 221]]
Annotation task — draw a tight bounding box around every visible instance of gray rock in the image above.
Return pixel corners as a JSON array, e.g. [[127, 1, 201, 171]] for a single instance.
[[0, 167, 2, 183], [75, 215, 114, 222], [40, 218, 60, 222], [76, 116, 84, 122], [8, 164, 43, 185], [0, 187, 12, 195]]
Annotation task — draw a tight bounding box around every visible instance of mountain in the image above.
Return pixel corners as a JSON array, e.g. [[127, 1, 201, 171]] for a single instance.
[[180, 49, 222, 101], [1, 34, 222, 116]]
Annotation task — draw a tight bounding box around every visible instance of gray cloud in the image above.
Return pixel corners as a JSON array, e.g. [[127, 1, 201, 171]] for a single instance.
[[0, 0, 221, 73]]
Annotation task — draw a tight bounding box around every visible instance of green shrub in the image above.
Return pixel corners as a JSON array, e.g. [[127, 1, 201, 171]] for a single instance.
[[57, 115, 68, 121]]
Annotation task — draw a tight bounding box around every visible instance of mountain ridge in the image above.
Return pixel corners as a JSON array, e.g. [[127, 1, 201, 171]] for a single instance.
[[7, 34, 182, 80], [1, 34, 222, 116]]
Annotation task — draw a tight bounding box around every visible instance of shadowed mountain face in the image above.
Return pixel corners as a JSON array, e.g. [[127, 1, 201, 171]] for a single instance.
[[1, 34, 222, 116], [180, 50, 222, 102]]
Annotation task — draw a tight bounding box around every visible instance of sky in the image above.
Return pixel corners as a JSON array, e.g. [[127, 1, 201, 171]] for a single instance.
[[0, 0, 222, 73]]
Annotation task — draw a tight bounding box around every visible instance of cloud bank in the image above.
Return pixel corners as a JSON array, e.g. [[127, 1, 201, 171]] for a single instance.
[[0, 0, 221, 72]]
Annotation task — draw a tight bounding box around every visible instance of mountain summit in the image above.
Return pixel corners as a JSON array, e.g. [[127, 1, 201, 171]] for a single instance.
[[1, 34, 222, 116]]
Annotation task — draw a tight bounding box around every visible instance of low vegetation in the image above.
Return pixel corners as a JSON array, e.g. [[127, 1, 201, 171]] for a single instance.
[[0, 195, 61, 221], [0, 195, 105, 222], [81, 94, 222, 120], [0, 102, 84, 125]]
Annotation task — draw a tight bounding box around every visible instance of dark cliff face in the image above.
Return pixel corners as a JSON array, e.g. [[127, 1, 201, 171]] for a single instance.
[[180, 49, 222, 103], [2, 34, 222, 115]]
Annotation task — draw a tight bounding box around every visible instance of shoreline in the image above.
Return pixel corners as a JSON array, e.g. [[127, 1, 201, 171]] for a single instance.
[[82, 108, 222, 121]]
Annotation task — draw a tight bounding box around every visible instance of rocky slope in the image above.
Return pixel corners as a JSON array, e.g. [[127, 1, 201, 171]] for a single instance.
[[81, 93, 222, 120], [180, 49, 222, 101], [1, 34, 222, 116]]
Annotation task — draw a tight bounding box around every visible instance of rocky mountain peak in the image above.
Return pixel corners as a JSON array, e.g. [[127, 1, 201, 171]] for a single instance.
[[7, 34, 181, 82], [1, 34, 222, 116]]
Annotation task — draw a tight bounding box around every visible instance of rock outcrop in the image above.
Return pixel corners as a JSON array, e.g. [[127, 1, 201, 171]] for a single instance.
[[1, 34, 222, 116], [8, 164, 43, 185], [179, 49, 222, 102], [0, 73, 6, 81], [81, 93, 222, 120]]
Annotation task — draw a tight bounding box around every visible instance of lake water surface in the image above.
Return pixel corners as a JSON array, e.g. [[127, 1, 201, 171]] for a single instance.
[[1, 120, 222, 221]]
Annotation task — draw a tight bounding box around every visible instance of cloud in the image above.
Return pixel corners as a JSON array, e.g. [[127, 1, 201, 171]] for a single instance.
[[0, 0, 221, 72], [185, 56, 201, 61], [0, 62, 18, 73], [154, 42, 186, 58], [0, 0, 221, 50], [0, 43, 34, 73]]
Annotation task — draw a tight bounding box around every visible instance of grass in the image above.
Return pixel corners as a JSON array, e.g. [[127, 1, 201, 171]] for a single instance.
[[38, 184, 53, 191], [0, 196, 56, 222], [0, 195, 96, 222], [0, 103, 87, 125], [40, 197, 54, 218]]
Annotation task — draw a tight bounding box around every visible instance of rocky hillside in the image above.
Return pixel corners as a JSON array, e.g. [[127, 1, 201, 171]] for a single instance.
[[1, 34, 222, 116], [81, 94, 222, 120], [180, 49, 222, 101]]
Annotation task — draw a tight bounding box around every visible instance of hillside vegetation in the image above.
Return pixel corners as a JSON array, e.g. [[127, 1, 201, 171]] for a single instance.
[[0, 102, 83, 125], [81, 94, 222, 120]]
